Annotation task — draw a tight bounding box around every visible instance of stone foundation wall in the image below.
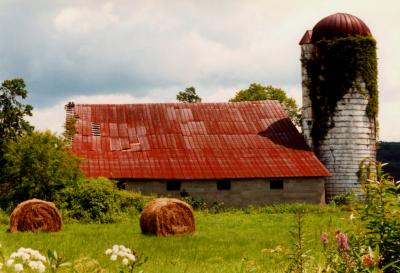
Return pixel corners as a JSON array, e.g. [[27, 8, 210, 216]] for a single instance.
[[125, 178, 325, 207]]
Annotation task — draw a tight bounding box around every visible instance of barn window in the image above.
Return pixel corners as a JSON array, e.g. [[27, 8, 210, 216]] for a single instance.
[[217, 180, 231, 190], [270, 180, 284, 190], [166, 180, 181, 191]]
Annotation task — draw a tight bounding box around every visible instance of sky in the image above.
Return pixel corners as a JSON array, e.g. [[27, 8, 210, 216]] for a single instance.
[[0, 0, 399, 141]]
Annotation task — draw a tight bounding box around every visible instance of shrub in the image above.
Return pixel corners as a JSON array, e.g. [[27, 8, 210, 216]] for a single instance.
[[354, 161, 400, 272], [330, 192, 354, 206], [0, 209, 9, 225], [1, 131, 82, 211], [55, 177, 152, 223], [316, 161, 400, 272], [180, 196, 207, 210]]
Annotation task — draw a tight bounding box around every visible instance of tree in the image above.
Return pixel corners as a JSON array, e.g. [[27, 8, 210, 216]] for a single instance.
[[0, 79, 34, 183], [229, 83, 301, 126], [176, 86, 202, 103], [0, 131, 83, 211], [0, 78, 33, 142]]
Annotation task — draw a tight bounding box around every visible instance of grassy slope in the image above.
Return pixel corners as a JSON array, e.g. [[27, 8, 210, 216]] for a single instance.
[[0, 211, 348, 273]]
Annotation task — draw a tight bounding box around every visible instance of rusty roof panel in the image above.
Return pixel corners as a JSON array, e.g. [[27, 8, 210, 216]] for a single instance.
[[70, 101, 330, 179]]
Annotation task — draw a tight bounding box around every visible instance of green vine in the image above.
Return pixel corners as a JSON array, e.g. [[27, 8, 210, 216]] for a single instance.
[[303, 36, 378, 150], [63, 116, 76, 142]]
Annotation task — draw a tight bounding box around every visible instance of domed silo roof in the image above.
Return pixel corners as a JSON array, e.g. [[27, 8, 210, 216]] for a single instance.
[[311, 13, 372, 43]]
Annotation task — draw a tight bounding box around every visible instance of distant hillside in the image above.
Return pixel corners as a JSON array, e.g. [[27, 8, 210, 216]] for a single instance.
[[377, 142, 400, 180]]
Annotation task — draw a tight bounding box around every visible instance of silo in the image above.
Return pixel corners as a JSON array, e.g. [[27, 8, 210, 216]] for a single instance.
[[300, 13, 378, 200]]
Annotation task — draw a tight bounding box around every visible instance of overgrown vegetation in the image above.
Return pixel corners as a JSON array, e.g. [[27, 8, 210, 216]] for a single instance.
[[0, 131, 82, 211], [355, 161, 400, 272], [303, 36, 378, 148], [55, 177, 153, 223]]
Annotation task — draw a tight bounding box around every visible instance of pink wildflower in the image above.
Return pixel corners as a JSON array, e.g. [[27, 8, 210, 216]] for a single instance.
[[335, 232, 350, 252], [321, 232, 329, 245]]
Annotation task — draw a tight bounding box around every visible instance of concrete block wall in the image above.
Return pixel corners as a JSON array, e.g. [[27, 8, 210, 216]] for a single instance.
[[125, 178, 325, 207]]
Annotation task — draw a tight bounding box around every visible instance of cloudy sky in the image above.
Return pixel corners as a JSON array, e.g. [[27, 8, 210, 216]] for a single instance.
[[1, 0, 399, 140]]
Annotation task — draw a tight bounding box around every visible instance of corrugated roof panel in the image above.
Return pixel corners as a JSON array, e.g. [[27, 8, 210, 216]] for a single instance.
[[70, 102, 330, 179]]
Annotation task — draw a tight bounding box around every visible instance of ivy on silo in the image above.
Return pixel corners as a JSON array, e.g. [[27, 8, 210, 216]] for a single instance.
[[303, 36, 378, 149]]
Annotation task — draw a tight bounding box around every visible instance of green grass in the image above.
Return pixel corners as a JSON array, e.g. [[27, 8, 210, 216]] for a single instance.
[[0, 209, 349, 273]]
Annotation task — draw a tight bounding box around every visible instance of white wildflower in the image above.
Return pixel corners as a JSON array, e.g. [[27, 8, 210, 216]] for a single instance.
[[28, 261, 38, 269], [127, 254, 136, 261], [7, 247, 46, 272], [14, 263, 24, 272], [112, 245, 119, 253], [37, 262, 46, 273], [106, 244, 136, 265], [350, 213, 355, 221], [0, 263, 3, 270], [17, 247, 26, 253], [37, 254, 46, 263], [21, 253, 30, 261]]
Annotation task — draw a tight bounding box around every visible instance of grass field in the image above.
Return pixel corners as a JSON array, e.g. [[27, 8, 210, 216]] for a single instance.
[[0, 209, 349, 273]]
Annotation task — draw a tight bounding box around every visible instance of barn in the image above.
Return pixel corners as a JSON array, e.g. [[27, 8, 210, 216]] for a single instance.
[[67, 100, 329, 207]]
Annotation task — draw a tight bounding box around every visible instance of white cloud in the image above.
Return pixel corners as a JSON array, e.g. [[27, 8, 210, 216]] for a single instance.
[[54, 2, 118, 34]]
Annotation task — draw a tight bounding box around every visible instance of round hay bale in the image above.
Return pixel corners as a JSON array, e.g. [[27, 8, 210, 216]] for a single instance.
[[9, 199, 63, 233], [140, 198, 195, 236]]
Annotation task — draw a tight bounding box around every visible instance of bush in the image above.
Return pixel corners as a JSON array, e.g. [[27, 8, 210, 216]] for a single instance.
[[55, 177, 153, 223], [330, 192, 354, 206], [1, 131, 82, 211], [0, 208, 9, 225], [353, 161, 400, 272], [180, 196, 208, 210]]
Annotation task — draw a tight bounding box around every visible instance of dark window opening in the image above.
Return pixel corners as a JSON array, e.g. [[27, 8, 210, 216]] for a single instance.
[[91, 122, 101, 136], [166, 180, 181, 191], [270, 180, 284, 190], [217, 180, 231, 190], [307, 120, 312, 126]]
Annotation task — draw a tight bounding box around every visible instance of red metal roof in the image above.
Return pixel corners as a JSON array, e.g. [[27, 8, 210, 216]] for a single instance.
[[69, 101, 330, 179], [311, 13, 371, 43], [299, 30, 313, 45]]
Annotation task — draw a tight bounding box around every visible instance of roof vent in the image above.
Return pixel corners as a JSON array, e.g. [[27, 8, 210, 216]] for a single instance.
[[91, 122, 101, 136]]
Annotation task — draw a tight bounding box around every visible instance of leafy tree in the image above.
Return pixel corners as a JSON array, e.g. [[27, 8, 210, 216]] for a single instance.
[[0, 79, 34, 182], [0, 78, 33, 142], [229, 83, 301, 126], [176, 86, 202, 103], [0, 131, 83, 211]]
